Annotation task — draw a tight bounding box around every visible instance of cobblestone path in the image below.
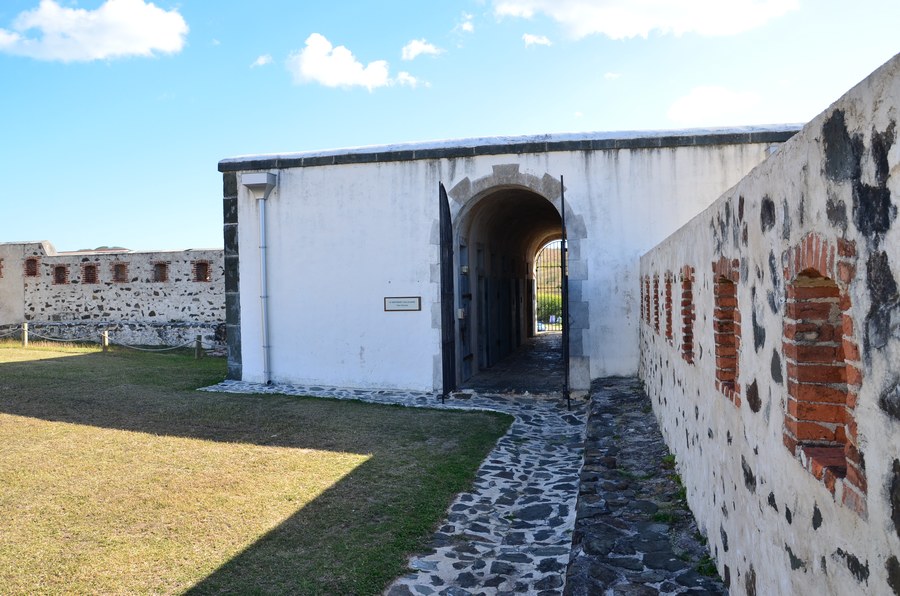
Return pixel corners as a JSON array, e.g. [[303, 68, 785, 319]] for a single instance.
[[201, 377, 723, 595], [565, 377, 726, 595], [202, 380, 587, 594]]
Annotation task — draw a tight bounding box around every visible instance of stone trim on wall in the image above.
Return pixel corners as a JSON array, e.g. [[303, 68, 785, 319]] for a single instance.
[[219, 129, 800, 172], [223, 172, 242, 380]]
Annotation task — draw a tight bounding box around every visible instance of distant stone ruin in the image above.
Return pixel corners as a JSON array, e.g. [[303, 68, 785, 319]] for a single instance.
[[0, 241, 224, 348]]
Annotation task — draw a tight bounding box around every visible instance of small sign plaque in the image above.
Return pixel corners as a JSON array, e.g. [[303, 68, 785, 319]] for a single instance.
[[384, 296, 421, 312]]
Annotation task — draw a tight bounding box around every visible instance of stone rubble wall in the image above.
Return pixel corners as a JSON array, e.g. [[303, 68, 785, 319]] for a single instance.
[[639, 54, 900, 595], [0, 242, 225, 348]]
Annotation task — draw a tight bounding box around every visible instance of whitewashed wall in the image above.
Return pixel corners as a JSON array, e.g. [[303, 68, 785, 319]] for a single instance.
[[640, 54, 900, 595], [225, 130, 792, 392]]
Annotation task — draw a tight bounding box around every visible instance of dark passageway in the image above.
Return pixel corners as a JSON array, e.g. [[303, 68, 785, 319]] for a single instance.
[[460, 331, 564, 394], [455, 187, 564, 390]]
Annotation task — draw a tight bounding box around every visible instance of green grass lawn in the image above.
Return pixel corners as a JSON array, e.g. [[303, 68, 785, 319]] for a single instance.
[[0, 342, 511, 595]]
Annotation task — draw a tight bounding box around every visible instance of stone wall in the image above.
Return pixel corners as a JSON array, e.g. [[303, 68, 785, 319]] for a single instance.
[[639, 54, 900, 594], [0, 241, 225, 348]]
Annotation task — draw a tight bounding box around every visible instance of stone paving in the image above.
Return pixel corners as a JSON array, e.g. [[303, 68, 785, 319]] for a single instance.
[[462, 333, 565, 395], [202, 379, 586, 594], [201, 376, 722, 595], [565, 377, 726, 595]]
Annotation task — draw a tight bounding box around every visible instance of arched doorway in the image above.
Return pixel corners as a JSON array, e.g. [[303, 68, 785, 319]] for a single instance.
[[534, 239, 564, 333], [453, 186, 564, 391]]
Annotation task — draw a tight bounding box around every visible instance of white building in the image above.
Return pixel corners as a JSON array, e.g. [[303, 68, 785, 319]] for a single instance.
[[219, 127, 798, 392]]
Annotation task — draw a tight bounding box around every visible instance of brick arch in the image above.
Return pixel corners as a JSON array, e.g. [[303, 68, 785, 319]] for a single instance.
[[680, 266, 695, 364], [781, 233, 866, 516], [782, 232, 857, 284], [711, 257, 741, 406], [653, 273, 660, 333]]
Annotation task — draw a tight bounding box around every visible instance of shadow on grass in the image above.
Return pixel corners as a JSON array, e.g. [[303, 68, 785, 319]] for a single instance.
[[0, 349, 511, 594]]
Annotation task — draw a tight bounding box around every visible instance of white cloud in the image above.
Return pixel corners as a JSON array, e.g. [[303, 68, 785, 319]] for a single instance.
[[522, 33, 551, 46], [396, 71, 418, 87], [251, 54, 272, 68], [604, 72, 621, 80], [493, 0, 798, 39], [667, 85, 762, 126], [286, 33, 418, 92], [402, 38, 442, 61], [0, 0, 188, 62], [456, 12, 475, 33]]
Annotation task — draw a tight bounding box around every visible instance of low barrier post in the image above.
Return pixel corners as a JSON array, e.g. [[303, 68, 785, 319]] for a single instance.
[[22, 322, 28, 348], [101, 331, 109, 353], [195, 335, 202, 360]]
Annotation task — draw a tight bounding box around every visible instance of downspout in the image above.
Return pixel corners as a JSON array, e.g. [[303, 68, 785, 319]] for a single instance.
[[241, 172, 277, 385]]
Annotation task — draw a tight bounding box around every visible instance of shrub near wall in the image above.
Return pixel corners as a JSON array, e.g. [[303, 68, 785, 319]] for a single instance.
[[639, 54, 900, 595]]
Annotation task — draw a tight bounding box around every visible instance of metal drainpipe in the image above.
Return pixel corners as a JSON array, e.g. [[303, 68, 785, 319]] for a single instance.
[[241, 172, 277, 385]]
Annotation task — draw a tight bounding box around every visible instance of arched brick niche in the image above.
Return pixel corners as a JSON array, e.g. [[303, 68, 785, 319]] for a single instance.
[[640, 276, 645, 322], [782, 233, 866, 516], [681, 266, 695, 364], [644, 276, 652, 326], [664, 271, 674, 343], [653, 274, 660, 333], [712, 257, 741, 406]]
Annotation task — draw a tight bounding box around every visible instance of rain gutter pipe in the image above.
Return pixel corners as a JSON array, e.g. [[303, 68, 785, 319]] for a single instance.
[[241, 172, 277, 385]]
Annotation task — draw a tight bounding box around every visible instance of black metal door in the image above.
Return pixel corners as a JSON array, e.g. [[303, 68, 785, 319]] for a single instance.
[[560, 176, 570, 407], [439, 183, 457, 397]]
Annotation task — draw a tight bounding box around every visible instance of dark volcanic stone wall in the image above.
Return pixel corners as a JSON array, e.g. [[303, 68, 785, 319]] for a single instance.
[[639, 54, 900, 594]]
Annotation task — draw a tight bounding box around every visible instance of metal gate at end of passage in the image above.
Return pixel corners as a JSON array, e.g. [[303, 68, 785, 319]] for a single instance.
[[535, 239, 564, 333]]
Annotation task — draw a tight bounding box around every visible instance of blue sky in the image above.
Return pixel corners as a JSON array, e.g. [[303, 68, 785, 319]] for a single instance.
[[1, 0, 898, 251]]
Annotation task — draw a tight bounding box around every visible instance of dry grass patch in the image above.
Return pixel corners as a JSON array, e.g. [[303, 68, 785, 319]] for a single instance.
[[0, 343, 511, 595]]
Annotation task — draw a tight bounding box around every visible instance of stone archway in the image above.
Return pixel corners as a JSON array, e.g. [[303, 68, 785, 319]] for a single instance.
[[441, 164, 590, 392]]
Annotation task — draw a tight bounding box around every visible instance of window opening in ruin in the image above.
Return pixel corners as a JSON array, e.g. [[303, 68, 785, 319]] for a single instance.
[[53, 265, 68, 285], [112, 263, 128, 283], [82, 264, 98, 284], [153, 262, 168, 283], [534, 240, 564, 332], [25, 258, 38, 277], [713, 267, 741, 406], [193, 261, 211, 283]]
